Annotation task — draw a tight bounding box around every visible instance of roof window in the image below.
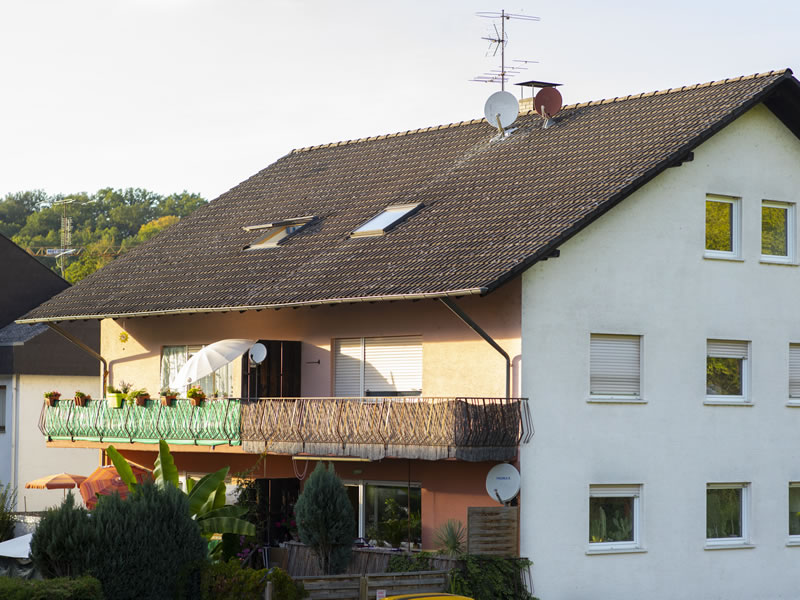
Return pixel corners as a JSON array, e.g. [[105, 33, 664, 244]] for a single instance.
[[351, 203, 422, 238], [243, 216, 315, 249]]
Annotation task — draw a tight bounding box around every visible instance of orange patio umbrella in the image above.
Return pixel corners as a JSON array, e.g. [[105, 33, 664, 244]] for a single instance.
[[25, 473, 87, 490], [79, 462, 153, 509]]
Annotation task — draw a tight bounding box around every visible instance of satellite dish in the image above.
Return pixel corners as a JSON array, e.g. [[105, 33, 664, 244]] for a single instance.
[[484, 90, 519, 131], [248, 343, 267, 365], [486, 463, 521, 504], [534, 87, 563, 118]]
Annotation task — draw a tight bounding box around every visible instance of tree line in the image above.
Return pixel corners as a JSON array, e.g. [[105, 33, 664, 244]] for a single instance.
[[0, 188, 207, 283]]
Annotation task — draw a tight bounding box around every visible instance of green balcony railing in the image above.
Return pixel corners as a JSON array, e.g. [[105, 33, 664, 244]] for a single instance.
[[39, 398, 241, 446]]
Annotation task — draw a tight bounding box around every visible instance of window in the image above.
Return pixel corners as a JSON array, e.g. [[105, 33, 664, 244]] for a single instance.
[[351, 203, 421, 237], [790, 344, 800, 404], [762, 200, 795, 263], [706, 339, 749, 403], [588, 485, 642, 553], [161, 345, 233, 397], [705, 194, 740, 259], [0, 385, 5, 433], [345, 481, 422, 544], [334, 336, 422, 397], [243, 217, 314, 249], [706, 483, 750, 547], [589, 334, 642, 400], [789, 484, 800, 542]]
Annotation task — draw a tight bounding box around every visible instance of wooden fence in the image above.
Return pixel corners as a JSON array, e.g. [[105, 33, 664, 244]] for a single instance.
[[467, 506, 519, 556], [296, 570, 449, 600]]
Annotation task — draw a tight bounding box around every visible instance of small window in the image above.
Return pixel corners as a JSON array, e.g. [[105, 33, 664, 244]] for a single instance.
[[334, 336, 422, 397], [351, 203, 421, 237], [706, 339, 749, 402], [0, 385, 5, 433], [790, 344, 800, 403], [762, 200, 795, 263], [161, 345, 233, 397], [244, 217, 314, 249], [706, 483, 749, 547], [588, 485, 642, 553], [705, 194, 741, 259], [789, 483, 800, 540], [589, 334, 641, 400]]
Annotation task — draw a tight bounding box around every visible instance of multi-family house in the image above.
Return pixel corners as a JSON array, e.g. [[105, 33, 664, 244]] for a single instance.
[[19, 68, 800, 598], [0, 234, 100, 511]]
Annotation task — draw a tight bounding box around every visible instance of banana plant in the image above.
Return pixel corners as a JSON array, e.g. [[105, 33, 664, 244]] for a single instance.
[[107, 441, 255, 547]]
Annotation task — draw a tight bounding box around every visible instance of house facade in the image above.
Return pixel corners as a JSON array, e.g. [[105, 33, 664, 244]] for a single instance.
[[20, 68, 800, 596]]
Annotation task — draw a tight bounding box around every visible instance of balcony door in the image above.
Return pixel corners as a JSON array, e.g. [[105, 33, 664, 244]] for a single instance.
[[241, 340, 301, 399]]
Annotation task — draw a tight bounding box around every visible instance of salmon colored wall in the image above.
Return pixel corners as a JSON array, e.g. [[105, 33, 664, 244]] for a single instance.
[[118, 449, 502, 549], [100, 279, 521, 400]]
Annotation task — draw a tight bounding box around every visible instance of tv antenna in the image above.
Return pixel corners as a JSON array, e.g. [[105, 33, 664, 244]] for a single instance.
[[472, 10, 540, 91]]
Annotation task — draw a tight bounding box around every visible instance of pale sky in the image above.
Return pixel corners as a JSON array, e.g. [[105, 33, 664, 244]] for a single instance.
[[1, 0, 799, 202]]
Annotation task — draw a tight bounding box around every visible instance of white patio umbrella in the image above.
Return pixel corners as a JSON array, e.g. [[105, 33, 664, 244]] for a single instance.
[[0, 534, 32, 559], [171, 339, 256, 389]]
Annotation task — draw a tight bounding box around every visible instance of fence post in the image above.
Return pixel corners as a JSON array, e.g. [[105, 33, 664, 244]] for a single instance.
[[360, 575, 368, 600], [264, 580, 272, 600]]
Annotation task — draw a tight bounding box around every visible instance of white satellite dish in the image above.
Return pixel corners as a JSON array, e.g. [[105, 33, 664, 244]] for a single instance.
[[486, 463, 521, 504], [483, 90, 519, 132], [248, 342, 267, 365]]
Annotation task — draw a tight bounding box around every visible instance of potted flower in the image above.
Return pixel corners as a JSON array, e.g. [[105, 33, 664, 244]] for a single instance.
[[187, 386, 206, 407], [44, 391, 61, 407], [127, 389, 150, 407], [107, 385, 125, 409], [160, 388, 178, 407], [74, 391, 90, 407]]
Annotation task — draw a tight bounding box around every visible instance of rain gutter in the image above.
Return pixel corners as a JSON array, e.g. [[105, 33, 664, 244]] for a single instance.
[[46, 323, 109, 393], [438, 297, 511, 401], [17, 287, 487, 324]]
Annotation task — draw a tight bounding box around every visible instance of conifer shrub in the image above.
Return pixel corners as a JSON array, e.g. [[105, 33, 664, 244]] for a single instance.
[[30, 491, 97, 578], [294, 462, 355, 575], [89, 482, 207, 600]]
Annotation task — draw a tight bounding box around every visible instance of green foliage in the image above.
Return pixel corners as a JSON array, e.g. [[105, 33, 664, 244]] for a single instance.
[[386, 551, 435, 573], [295, 462, 355, 575], [448, 555, 536, 600], [366, 497, 420, 548], [154, 438, 179, 488], [0, 480, 17, 542], [0, 575, 104, 600], [90, 481, 207, 600], [199, 559, 307, 600], [706, 356, 742, 396], [434, 519, 466, 556], [30, 492, 97, 578]]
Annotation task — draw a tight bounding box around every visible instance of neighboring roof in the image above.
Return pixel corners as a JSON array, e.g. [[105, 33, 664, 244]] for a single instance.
[[19, 69, 800, 323], [0, 322, 47, 346]]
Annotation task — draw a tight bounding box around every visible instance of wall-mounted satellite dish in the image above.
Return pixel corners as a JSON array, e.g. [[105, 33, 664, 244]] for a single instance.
[[486, 463, 521, 504], [484, 90, 519, 135], [248, 342, 267, 365], [534, 87, 563, 129]]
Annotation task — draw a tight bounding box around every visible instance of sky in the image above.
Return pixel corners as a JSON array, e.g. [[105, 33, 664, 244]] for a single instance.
[[1, 0, 799, 202]]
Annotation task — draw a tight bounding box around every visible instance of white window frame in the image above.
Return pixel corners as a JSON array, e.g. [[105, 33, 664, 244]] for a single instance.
[[789, 344, 800, 406], [761, 200, 796, 264], [788, 483, 800, 545], [333, 336, 422, 397], [243, 216, 315, 249], [704, 194, 741, 260], [588, 334, 643, 403], [351, 203, 422, 238], [587, 484, 643, 554], [160, 344, 234, 397], [705, 482, 751, 549], [705, 339, 750, 405]]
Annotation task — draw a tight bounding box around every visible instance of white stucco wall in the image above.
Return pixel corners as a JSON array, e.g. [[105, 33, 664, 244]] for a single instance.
[[520, 104, 800, 600]]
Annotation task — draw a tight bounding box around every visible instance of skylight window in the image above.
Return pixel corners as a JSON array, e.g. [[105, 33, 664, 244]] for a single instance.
[[243, 216, 314, 249], [351, 203, 422, 237]]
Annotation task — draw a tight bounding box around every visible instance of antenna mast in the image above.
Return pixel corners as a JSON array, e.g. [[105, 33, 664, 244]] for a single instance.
[[473, 10, 540, 90]]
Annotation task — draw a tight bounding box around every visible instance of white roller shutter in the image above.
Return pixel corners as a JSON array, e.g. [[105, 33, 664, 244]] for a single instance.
[[590, 334, 641, 396], [707, 340, 748, 359], [334, 338, 363, 397], [364, 336, 422, 395], [790, 344, 800, 398]]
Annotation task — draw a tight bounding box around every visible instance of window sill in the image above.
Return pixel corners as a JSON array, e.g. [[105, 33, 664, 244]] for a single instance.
[[704, 399, 752, 407], [786, 401, 800, 407], [786, 539, 800, 547], [704, 542, 754, 551], [703, 253, 744, 262], [586, 546, 646, 555], [587, 397, 646, 405], [760, 258, 797, 266]]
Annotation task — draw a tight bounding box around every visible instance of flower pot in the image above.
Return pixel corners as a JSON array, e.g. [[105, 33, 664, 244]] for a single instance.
[[108, 393, 124, 409], [135, 395, 150, 407], [161, 395, 177, 407], [189, 396, 205, 407], [74, 396, 87, 407], [45, 396, 60, 407]]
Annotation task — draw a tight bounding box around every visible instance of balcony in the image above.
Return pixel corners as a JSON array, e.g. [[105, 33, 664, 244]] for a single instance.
[[40, 396, 532, 461]]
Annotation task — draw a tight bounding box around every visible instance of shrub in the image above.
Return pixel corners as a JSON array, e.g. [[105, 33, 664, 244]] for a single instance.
[[294, 462, 355, 575], [0, 575, 103, 600], [30, 491, 97, 578], [448, 554, 536, 600], [200, 559, 307, 600], [89, 482, 207, 600], [434, 519, 465, 556], [0, 480, 17, 542], [386, 551, 435, 573]]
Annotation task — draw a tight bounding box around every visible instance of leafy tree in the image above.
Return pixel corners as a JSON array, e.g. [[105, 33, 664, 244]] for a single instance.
[[294, 462, 355, 575], [30, 492, 97, 578]]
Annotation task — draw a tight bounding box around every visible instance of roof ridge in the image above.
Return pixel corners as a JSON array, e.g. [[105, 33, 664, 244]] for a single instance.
[[291, 68, 792, 154]]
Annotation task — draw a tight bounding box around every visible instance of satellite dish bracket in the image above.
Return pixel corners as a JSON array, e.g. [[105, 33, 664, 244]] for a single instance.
[[494, 114, 506, 137]]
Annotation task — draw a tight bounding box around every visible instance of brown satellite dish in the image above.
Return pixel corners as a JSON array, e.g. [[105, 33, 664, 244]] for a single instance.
[[534, 87, 563, 118]]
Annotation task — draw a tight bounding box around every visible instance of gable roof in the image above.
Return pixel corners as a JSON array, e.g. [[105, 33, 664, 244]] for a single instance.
[[18, 69, 800, 323]]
